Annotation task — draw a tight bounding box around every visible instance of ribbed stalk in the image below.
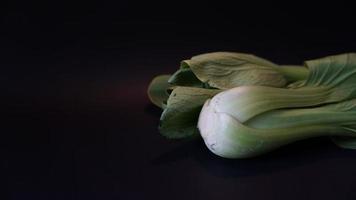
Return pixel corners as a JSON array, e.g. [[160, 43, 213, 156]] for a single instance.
[[212, 86, 335, 122], [246, 103, 356, 129], [277, 65, 310, 82]]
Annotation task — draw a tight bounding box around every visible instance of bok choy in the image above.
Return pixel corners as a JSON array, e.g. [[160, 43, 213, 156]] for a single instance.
[[148, 52, 309, 139], [198, 53, 356, 158], [148, 52, 356, 159]]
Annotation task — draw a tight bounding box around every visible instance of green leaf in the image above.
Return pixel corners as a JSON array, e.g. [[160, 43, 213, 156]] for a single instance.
[[159, 86, 221, 139], [289, 53, 356, 88], [289, 53, 356, 102], [168, 68, 206, 88], [305, 53, 356, 88], [182, 52, 288, 89], [147, 75, 172, 109]]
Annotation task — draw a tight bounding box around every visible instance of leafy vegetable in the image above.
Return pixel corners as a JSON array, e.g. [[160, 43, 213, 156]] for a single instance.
[[150, 52, 310, 139], [148, 52, 356, 159], [159, 87, 220, 139], [198, 53, 356, 158]]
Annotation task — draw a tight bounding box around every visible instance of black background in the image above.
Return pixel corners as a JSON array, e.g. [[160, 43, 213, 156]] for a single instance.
[[2, 1, 356, 199]]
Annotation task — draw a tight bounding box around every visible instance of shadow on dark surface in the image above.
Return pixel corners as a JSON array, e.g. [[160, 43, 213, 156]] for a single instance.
[[144, 103, 162, 118], [151, 137, 356, 178], [151, 138, 201, 165]]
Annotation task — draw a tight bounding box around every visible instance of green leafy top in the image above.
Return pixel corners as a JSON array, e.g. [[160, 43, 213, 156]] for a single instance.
[[290, 53, 356, 102], [159, 87, 220, 139], [168, 68, 207, 88], [181, 52, 288, 89]]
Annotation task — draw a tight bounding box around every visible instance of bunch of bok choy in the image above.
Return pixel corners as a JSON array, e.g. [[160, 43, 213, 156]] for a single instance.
[[148, 52, 356, 158]]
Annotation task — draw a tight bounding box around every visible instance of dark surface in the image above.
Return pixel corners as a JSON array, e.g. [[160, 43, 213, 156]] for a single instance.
[[2, 1, 356, 200]]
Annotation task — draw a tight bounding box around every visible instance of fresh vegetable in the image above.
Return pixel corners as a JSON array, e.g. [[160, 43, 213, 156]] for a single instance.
[[148, 52, 309, 139], [198, 53, 356, 158], [148, 52, 356, 159]]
